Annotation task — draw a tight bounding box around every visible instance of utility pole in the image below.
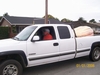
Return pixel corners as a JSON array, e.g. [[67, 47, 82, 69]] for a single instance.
[[45, 0, 48, 24]]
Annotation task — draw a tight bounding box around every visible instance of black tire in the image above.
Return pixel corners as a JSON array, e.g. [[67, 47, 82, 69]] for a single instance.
[[89, 47, 100, 61], [0, 59, 23, 75]]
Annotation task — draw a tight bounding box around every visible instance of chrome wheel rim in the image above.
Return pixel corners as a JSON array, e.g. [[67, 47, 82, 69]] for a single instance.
[[94, 48, 100, 60], [3, 64, 18, 75]]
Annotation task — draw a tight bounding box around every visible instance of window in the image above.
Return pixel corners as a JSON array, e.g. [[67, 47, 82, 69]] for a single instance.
[[14, 26, 37, 41], [34, 26, 56, 41], [57, 26, 70, 39]]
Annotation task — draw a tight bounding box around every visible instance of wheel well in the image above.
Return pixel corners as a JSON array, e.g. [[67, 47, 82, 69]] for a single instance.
[[91, 42, 100, 50], [0, 54, 27, 68]]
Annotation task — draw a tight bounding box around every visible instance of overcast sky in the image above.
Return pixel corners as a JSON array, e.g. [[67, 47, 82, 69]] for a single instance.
[[0, 0, 100, 22]]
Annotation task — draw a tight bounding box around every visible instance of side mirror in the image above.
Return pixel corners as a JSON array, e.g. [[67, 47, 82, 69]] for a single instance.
[[31, 36, 40, 42]]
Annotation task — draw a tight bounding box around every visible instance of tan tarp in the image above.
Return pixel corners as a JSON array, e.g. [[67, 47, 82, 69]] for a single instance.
[[74, 26, 94, 37]]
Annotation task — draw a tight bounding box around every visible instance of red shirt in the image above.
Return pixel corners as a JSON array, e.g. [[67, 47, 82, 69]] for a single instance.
[[43, 34, 53, 40]]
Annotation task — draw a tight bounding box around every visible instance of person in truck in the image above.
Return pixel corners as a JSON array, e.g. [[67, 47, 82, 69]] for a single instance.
[[43, 28, 53, 40]]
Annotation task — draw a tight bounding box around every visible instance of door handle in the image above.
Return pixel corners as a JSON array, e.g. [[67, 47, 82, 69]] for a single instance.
[[53, 43, 59, 46]]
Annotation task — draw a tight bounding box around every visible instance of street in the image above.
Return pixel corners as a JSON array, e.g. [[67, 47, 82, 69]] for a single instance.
[[23, 56, 100, 75]]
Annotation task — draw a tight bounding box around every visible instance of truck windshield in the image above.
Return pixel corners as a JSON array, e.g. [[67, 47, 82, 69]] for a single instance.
[[13, 26, 37, 41]]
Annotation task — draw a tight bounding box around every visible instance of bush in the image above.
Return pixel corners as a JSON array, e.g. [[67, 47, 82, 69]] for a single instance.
[[0, 27, 10, 39]]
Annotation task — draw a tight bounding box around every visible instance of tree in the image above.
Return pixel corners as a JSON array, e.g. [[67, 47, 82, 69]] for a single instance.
[[78, 17, 87, 23], [43, 14, 55, 19], [78, 17, 84, 21], [61, 18, 72, 22], [3, 12, 9, 16], [55, 18, 60, 21], [0, 16, 2, 20], [43, 14, 60, 20], [89, 19, 96, 23], [0, 13, 9, 20]]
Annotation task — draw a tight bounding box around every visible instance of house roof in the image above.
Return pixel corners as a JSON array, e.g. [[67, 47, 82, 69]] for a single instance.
[[65, 21, 100, 28], [34, 18, 64, 24], [49, 18, 64, 24], [1, 15, 63, 25], [89, 23, 100, 26], [3, 15, 41, 25]]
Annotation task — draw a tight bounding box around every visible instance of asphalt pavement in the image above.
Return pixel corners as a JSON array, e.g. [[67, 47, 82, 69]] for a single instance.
[[23, 56, 100, 75]]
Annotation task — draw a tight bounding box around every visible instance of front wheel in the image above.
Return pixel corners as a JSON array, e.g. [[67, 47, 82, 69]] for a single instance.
[[89, 47, 100, 61], [0, 59, 23, 75]]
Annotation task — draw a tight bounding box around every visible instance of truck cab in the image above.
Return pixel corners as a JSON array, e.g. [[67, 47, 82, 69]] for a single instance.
[[24, 24, 76, 67]]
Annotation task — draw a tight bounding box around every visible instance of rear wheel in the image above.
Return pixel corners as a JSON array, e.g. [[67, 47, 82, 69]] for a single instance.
[[0, 59, 23, 75], [90, 47, 100, 61]]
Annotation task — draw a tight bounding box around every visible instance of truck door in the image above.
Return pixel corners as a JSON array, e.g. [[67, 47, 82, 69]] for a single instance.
[[57, 26, 76, 61], [27, 26, 60, 66]]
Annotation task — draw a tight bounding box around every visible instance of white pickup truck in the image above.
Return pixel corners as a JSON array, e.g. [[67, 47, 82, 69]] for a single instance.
[[0, 24, 100, 75]]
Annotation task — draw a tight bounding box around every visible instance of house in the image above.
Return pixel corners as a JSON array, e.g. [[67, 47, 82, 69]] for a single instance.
[[64, 21, 100, 34], [0, 15, 63, 34], [89, 23, 100, 33], [0, 15, 63, 37], [0, 15, 42, 33]]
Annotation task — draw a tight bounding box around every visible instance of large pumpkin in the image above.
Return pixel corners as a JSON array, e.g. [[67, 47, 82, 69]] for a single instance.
[[74, 26, 94, 37]]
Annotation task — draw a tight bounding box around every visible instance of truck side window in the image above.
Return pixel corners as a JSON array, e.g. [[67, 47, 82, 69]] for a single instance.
[[57, 26, 70, 39], [34, 26, 56, 41]]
